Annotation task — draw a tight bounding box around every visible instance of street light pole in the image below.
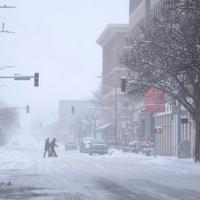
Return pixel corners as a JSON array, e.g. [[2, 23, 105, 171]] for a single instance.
[[0, 66, 15, 71], [0, 4, 16, 8]]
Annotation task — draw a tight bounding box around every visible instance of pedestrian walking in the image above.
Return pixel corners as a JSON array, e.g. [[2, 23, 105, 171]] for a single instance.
[[50, 138, 58, 157], [43, 138, 50, 158], [2, 22, 5, 32]]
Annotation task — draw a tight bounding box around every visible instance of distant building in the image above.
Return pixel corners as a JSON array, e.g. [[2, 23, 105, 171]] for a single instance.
[[59, 100, 99, 142]]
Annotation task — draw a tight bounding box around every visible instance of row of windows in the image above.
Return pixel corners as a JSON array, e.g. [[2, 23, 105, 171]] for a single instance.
[[150, 0, 179, 20], [128, 0, 181, 45]]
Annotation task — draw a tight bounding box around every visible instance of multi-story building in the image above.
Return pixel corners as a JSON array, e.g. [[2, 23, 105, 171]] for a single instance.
[[97, 24, 128, 92], [128, 0, 195, 158], [96, 0, 194, 157], [97, 24, 129, 144], [128, 0, 156, 144]]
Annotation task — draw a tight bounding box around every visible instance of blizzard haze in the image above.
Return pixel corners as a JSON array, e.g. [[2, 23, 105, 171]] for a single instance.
[[0, 0, 128, 107]]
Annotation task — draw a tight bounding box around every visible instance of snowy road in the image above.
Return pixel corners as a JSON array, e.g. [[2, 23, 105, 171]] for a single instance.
[[0, 147, 200, 200]]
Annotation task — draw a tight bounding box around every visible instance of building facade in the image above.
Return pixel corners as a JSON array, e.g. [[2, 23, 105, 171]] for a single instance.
[[128, 0, 195, 158], [97, 24, 128, 92], [59, 100, 99, 142], [96, 0, 195, 157], [97, 24, 131, 144]]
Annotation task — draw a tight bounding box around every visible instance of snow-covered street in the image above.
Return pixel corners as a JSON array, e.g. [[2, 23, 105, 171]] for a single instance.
[[0, 145, 200, 200]]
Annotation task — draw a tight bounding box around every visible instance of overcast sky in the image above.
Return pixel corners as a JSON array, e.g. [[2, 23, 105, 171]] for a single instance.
[[0, 0, 128, 108]]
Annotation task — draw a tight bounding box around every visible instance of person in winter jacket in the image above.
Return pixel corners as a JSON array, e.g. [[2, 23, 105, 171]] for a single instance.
[[43, 138, 50, 158], [50, 138, 58, 157]]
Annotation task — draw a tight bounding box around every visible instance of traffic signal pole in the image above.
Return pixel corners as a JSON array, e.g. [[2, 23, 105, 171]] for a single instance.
[[0, 105, 30, 113], [0, 73, 39, 87]]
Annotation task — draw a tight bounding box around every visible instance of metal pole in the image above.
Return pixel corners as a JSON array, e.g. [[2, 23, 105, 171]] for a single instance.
[[177, 101, 181, 159], [93, 117, 96, 140], [0, 75, 34, 79], [152, 112, 157, 158], [114, 86, 118, 147], [145, 0, 151, 35], [153, 88, 157, 158], [131, 104, 134, 139]]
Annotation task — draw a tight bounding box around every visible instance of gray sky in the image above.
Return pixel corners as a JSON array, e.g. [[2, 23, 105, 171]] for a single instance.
[[0, 0, 128, 108]]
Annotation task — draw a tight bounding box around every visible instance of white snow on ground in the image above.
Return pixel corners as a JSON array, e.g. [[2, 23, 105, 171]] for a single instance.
[[0, 138, 200, 200]]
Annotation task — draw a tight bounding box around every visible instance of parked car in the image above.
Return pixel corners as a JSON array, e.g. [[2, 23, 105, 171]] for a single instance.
[[80, 137, 93, 153], [89, 143, 108, 155], [141, 141, 154, 156], [65, 141, 77, 151], [122, 141, 140, 153]]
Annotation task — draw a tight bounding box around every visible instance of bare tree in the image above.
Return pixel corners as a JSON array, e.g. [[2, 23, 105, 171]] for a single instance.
[[122, 0, 200, 161]]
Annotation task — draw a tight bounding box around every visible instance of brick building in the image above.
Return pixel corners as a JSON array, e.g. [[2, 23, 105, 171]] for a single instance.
[[96, 24, 129, 144]]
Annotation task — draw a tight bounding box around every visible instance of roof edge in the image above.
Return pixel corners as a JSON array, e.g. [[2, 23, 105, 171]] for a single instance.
[[97, 24, 128, 46]]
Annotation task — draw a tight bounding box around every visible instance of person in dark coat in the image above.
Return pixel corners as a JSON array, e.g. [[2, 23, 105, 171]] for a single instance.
[[50, 138, 58, 157], [43, 138, 50, 158]]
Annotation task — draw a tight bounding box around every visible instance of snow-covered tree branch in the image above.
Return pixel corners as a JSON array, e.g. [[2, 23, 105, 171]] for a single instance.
[[122, 0, 200, 161]]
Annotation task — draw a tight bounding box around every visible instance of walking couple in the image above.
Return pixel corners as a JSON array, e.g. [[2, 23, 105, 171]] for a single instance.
[[43, 138, 58, 158]]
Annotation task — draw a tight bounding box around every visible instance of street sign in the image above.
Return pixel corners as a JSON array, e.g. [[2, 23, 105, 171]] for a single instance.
[[14, 76, 31, 80], [154, 127, 162, 134], [145, 87, 165, 112]]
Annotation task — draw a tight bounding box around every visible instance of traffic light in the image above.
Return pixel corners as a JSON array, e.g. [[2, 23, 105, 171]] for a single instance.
[[154, 127, 162, 134], [121, 77, 127, 92], [71, 106, 75, 114], [26, 105, 30, 114], [34, 72, 39, 87]]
